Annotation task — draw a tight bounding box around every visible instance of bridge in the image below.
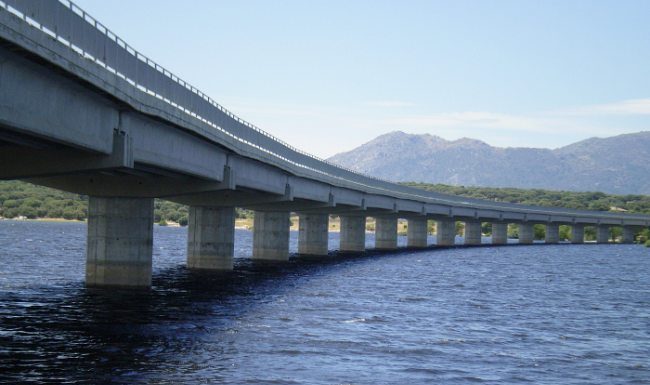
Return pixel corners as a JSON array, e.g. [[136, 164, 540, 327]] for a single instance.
[[1, 0, 648, 288]]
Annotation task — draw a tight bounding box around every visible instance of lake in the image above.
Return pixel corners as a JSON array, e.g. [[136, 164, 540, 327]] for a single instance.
[[0, 220, 648, 384]]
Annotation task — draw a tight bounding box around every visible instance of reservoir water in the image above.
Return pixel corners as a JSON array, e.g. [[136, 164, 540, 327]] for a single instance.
[[0, 220, 649, 384]]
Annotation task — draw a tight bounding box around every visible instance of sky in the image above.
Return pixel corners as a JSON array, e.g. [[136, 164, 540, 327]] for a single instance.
[[73, 0, 650, 158]]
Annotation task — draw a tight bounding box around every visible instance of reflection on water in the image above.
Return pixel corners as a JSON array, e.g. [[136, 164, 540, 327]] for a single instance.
[[0, 220, 649, 384]]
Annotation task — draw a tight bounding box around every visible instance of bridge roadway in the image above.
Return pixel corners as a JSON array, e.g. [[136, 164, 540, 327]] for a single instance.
[[0, 1, 648, 288]]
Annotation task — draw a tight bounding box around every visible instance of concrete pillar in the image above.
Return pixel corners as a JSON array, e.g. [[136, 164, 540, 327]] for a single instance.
[[464, 221, 482, 245], [375, 217, 397, 250], [622, 227, 635, 244], [298, 213, 329, 255], [518, 223, 534, 244], [596, 225, 609, 244], [436, 219, 455, 246], [491, 223, 508, 245], [253, 211, 290, 261], [407, 217, 428, 248], [545, 223, 559, 244], [340, 215, 366, 253], [187, 206, 235, 270], [571, 224, 585, 244], [86, 196, 154, 288]]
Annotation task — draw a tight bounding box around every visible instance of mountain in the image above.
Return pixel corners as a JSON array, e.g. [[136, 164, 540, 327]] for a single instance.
[[327, 131, 650, 194]]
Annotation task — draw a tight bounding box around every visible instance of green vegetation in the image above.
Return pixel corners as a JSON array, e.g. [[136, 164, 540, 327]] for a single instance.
[[401, 182, 650, 214], [645, 240, 650, 247], [0, 181, 251, 226], [1, 180, 649, 237]]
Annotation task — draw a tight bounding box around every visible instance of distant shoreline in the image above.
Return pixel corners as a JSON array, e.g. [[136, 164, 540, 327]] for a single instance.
[[0, 217, 85, 223]]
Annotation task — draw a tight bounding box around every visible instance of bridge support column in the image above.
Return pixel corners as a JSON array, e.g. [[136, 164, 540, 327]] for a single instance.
[[464, 221, 482, 245], [187, 206, 235, 270], [518, 223, 534, 244], [545, 224, 559, 244], [596, 226, 609, 244], [622, 226, 635, 244], [436, 219, 455, 246], [298, 213, 329, 256], [340, 215, 366, 253], [253, 211, 290, 261], [375, 217, 397, 250], [407, 217, 428, 248], [491, 223, 507, 245], [571, 224, 585, 244], [86, 197, 153, 288]]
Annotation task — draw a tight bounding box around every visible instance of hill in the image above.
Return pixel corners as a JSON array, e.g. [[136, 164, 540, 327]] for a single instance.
[[328, 131, 650, 194]]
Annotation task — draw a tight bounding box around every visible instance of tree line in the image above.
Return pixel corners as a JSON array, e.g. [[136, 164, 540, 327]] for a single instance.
[[1, 180, 649, 232]]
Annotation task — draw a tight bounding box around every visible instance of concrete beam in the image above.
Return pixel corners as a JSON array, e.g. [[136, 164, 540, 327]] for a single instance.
[[407, 217, 428, 248], [187, 206, 235, 270], [86, 197, 153, 288], [339, 215, 366, 253], [298, 213, 329, 256], [464, 221, 482, 245], [0, 131, 133, 180], [0, 44, 117, 153], [436, 219, 455, 246], [252, 211, 290, 261], [375, 217, 398, 250], [492, 223, 508, 245]]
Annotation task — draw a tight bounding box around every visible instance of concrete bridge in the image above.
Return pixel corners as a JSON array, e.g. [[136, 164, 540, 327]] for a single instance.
[[1, 1, 648, 288]]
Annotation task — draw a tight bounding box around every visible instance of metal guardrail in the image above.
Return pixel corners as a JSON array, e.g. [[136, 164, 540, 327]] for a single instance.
[[1, 0, 649, 222]]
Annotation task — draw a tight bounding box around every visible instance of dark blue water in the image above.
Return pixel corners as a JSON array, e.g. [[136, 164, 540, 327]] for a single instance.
[[0, 220, 648, 384]]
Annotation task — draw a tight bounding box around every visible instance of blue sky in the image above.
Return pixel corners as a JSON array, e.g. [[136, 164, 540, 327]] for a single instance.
[[74, 0, 650, 158]]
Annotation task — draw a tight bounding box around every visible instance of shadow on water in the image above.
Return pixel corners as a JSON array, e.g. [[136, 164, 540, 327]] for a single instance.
[[0, 246, 443, 384]]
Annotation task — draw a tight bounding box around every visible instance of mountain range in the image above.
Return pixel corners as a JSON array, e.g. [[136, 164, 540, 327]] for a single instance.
[[327, 131, 650, 195]]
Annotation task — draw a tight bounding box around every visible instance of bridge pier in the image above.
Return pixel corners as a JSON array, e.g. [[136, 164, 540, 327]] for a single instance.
[[375, 217, 398, 250], [436, 219, 455, 246], [545, 224, 559, 244], [187, 206, 235, 270], [571, 224, 585, 244], [298, 213, 329, 256], [253, 211, 290, 261], [596, 226, 610, 244], [464, 221, 482, 245], [518, 223, 534, 244], [407, 217, 428, 248], [491, 223, 507, 245], [339, 215, 366, 253], [86, 197, 154, 288], [622, 226, 635, 244]]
